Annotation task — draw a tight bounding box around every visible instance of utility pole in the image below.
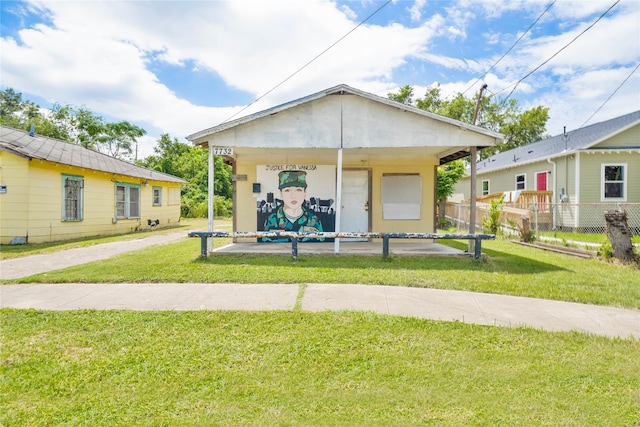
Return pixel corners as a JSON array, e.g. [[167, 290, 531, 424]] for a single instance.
[[468, 83, 487, 253]]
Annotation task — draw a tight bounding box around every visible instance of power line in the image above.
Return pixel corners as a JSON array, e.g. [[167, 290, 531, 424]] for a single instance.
[[499, 0, 620, 101], [579, 62, 640, 129], [220, 1, 393, 124], [462, 0, 556, 96]]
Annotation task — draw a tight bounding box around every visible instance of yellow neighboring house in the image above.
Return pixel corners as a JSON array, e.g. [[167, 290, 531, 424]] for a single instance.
[[0, 125, 186, 244]]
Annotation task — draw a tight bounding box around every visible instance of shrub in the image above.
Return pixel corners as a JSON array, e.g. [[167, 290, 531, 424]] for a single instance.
[[214, 197, 232, 217], [482, 194, 505, 235], [599, 241, 613, 259]]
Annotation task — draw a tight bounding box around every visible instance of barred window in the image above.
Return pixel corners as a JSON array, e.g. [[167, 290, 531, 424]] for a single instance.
[[115, 183, 141, 218], [153, 186, 162, 206], [63, 175, 84, 221]]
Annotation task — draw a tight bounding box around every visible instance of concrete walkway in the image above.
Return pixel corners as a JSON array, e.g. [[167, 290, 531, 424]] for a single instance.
[[1, 231, 639, 340], [0, 231, 188, 280], [1, 282, 639, 339]]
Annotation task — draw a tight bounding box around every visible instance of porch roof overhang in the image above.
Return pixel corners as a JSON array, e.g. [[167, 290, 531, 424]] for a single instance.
[[204, 146, 480, 166]]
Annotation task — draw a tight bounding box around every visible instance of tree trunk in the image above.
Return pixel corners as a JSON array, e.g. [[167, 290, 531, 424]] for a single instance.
[[520, 215, 532, 243], [438, 199, 446, 223], [604, 210, 636, 262]]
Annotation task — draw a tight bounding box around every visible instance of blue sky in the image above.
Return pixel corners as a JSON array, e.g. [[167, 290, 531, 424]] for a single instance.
[[1, 0, 639, 159]]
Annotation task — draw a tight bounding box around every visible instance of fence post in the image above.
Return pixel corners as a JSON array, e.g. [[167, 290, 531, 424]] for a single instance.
[[474, 237, 482, 259], [383, 235, 390, 258], [291, 237, 298, 260], [200, 234, 208, 257]]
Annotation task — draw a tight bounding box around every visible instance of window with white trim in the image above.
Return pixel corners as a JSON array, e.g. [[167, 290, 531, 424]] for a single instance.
[[515, 174, 526, 191], [602, 164, 626, 201], [152, 186, 162, 206], [62, 174, 84, 221], [482, 180, 490, 196], [116, 182, 140, 218]]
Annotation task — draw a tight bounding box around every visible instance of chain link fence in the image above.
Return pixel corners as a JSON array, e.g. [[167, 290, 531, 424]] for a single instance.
[[444, 202, 640, 250]]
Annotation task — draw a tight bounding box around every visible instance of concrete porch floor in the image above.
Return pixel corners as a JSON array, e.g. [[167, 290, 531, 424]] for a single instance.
[[212, 240, 468, 256]]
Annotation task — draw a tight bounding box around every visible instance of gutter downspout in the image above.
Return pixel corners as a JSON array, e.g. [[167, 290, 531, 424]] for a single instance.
[[334, 92, 344, 254], [547, 158, 557, 229]]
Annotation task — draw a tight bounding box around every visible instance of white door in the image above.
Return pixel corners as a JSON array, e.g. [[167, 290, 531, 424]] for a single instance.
[[340, 170, 369, 240]]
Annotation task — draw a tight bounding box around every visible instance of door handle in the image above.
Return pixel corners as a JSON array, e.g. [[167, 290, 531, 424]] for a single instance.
[[364, 201, 369, 212]]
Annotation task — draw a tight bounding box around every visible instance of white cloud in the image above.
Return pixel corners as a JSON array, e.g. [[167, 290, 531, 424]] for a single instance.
[[407, 0, 427, 22], [1, 0, 638, 160]]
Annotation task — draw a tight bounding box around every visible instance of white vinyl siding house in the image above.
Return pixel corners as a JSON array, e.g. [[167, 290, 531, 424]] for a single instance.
[[453, 111, 640, 231]]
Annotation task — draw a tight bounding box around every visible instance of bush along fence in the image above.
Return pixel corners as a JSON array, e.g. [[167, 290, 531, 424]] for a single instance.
[[188, 231, 495, 260]]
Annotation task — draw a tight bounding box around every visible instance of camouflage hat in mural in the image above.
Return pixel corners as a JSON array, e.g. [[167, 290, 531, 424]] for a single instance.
[[278, 170, 307, 189]]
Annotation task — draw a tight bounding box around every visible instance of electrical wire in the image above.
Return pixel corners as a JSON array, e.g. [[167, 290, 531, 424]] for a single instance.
[[220, 0, 393, 124], [462, 0, 556, 96], [499, 0, 620, 101], [579, 62, 640, 129]]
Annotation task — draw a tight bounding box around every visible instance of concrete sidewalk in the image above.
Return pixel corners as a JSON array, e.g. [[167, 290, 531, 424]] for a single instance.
[[2, 231, 639, 340], [2, 282, 639, 339]]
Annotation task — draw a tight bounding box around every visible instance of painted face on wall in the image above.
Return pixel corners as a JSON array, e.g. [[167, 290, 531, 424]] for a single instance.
[[280, 186, 306, 215]]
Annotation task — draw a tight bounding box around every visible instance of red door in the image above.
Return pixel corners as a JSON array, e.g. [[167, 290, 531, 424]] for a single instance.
[[536, 172, 547, 190], [536, 172, 548, 211]]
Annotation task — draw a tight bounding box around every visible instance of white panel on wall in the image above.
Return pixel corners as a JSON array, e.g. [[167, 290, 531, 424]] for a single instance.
[[381, 175, 422, 219], [383, 203, 420, 220]]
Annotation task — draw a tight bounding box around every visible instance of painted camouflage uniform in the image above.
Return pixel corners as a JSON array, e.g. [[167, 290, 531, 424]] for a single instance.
[[262, 170, 324, 242], [263, 206, 324, 242]]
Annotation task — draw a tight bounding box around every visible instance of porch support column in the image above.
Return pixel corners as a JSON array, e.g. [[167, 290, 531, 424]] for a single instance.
[[468, 146, 477, 253], [207, 142, 215, 253], [334, 148, 343, 254]]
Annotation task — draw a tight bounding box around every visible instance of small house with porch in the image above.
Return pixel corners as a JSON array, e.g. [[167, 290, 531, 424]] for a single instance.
[[0, 125, 186, 244], [187, 84, 502, 252], [451, 110, 640, 232]]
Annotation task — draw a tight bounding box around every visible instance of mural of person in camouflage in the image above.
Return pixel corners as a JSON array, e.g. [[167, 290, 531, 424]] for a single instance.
[[262, 170, 323, 242]]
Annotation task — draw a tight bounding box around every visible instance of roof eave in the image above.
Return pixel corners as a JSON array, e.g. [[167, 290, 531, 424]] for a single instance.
[[186, 84, 503, 143]]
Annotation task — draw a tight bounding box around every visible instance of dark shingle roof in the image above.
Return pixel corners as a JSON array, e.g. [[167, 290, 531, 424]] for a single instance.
[[476, 110, 640, 173], [0, 126, 186, 183]]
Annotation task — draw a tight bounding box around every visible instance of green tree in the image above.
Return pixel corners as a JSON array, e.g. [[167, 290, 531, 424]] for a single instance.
[[0, 88, 68, 139], [100, 121, 146, 160], [436, 160, 466, 224], [73, 107, 105, 150], [0, 88, 148, 161], [387, 84, 414, 105], [388, 84, 549, 219], [139, 134, 232, 218], [389, 83, 550, 157]]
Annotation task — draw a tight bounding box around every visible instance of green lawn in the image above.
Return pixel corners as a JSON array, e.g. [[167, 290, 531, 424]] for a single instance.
[[5, 237, 639, 309], [2, 309, 639, 427], [2, 227, 639, 425]]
